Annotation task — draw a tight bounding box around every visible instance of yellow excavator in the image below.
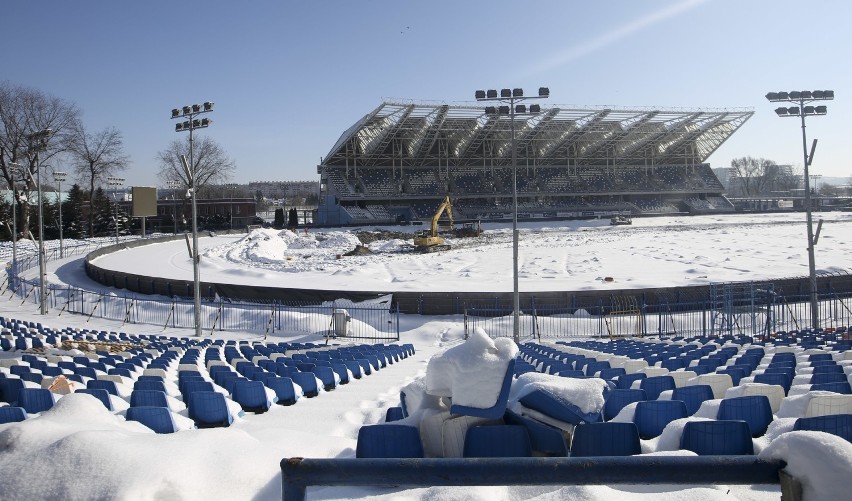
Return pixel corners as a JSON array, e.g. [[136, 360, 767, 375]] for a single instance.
[[413, 196, 454, 251]]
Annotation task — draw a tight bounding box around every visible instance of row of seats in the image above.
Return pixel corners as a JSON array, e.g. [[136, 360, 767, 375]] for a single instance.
[[358, 335, 852, 460], [0, 318, 415, 433]]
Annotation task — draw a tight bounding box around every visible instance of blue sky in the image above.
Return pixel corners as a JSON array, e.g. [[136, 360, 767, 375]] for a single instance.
[[5, 0, 850, 186]]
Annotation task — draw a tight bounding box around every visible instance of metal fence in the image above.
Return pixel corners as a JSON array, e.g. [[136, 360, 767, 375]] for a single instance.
[[7, 277, 400, 342], [464, 283, 852, 341]]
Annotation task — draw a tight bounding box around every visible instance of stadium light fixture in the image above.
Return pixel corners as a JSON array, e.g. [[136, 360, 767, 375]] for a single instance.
[[765, 89, 834, 329], [25, 128, 53, 315], [476, 86, 550, 344], [171, 101, 214, 337]]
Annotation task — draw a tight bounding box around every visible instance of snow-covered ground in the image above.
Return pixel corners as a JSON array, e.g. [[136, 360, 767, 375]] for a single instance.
[[1, 212, 852, 500], [87, 212, 852, 292]]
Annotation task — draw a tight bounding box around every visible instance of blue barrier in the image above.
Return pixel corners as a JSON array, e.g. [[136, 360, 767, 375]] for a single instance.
[[280, 456, 785, 501]]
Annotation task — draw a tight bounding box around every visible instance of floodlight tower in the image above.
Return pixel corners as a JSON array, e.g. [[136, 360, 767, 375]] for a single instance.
[[166, 179, 182, 234], [765, 90, 834, 329], [107, 177, 125, 245], [53, 171, 67, 258], [25, 129, 53, 315], [8, 162, 24, 274], [475, 87, 550, 344], [171, 101, 214, 338]]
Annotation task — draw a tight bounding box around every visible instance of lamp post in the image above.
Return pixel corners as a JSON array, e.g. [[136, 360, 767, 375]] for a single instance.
[[171, 101, 214, 338], [766, 89, 834, 329], [224, 183, 238, 229], [107, 177, 125, 246], [25, 128, 52, 315], [53, 171, 67, 258], [8, 162, 24, 274], [167, 180, 182, 235], [475, 87, 550, 344]]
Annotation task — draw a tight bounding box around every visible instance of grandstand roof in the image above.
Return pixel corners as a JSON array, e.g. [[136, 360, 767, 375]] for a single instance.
[[322, 101, 754, 168]]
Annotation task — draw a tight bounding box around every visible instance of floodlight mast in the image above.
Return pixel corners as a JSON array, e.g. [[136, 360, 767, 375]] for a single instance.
[[475, 87, 550, 344], [53, 171, 67, 258], [171, 102, 213, 337], [25, 129, 53, 315], [766, 90, 834, 329]]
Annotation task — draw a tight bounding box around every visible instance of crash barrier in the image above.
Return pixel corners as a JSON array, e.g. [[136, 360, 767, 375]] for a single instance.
[[279, 456, 789, 501]]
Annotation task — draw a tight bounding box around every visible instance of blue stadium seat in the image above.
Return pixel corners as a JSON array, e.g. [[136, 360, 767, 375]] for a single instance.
[[0, 378, 25, 404], [794, 414, 852, 443], [87, 379, 119, 396], [264, 377, 297, 406], [385, 407, 405, 422], [463, 425, 532, 458], [180, 380, 214, 400], [616, 375, 646, 393], [672, 385, 714, 416], [633, 400, 688, 439], [290, 372, 319, 398], [717, 395, 773, 437], [570, 422, 641, 457], [603, 389, 647, 421], [130, 390, 170, 408], [231, 380, 270, 413], [310, 366, 337, 392], [519, 387, 602, 426], [639, 375, 676, 401], [188, 391, 233, 428], [681, 420, 754, 455], [811, 382, 852, 394], [503, 409, 568, 457], [355, 424, 424, 458], [75, 388, 113, 410], [0, 406, 28, 423], [754, 372, 791, 395], [126, 406, 178, 434], [810, 373, 848, 385], [17, 388, 55, 414], [451, 359, 516, 420], [133, 380, 167, 393]]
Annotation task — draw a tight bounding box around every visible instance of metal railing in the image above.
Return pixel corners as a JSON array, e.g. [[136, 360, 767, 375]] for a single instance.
[[464, 289, 852, 341], [7, 279, 399, 342], [280, 456, 788, 501]]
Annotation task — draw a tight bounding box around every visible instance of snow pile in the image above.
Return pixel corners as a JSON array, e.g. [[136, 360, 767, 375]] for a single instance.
[[760, 431, 852, 500], [425, 328, 518, 409], [508, 372, 608, 415], [0, 394, 291, 500]]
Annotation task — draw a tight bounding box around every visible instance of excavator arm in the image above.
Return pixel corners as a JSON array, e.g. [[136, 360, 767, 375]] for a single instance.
[[429, 196, 453, 237]]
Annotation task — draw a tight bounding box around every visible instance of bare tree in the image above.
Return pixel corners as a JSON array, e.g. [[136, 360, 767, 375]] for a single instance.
[[65, 121, 130, 236], [156, 136, 235, 191], [729, 156, 781, 196], [0, 82, 79, 236]]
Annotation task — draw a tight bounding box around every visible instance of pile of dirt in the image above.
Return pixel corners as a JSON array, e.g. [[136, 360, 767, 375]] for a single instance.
[[355, 230, 411, 245], [343, 244, 373, 256]]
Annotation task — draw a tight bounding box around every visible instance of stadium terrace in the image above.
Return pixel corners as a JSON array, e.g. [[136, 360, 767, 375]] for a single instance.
[[317, 101, 754, 225]]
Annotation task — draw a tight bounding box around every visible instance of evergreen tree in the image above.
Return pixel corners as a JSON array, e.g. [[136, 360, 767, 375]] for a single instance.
[[91, 188, 113, 236], [63, 184, 87, 239]]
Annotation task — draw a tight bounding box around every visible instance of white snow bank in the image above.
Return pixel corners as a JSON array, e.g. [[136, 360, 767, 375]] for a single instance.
[[425, 328, 518, 409], [759, 431, 852, 500], [0, 394, 283, 500]]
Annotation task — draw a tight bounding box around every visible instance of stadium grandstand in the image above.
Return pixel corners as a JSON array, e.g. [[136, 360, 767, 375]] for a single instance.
[[316, 101, 754, 225]]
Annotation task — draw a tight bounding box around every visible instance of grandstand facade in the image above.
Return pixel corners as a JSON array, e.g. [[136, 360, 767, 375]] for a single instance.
[[316, 101, 753, 225]]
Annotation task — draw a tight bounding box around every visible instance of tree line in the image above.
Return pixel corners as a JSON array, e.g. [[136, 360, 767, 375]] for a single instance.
[[0, 81, 235, 240]]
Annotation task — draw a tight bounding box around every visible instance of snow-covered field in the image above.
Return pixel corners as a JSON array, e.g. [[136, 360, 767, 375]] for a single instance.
[[85, 212, 852, 293], [1, 211, 852, 500]]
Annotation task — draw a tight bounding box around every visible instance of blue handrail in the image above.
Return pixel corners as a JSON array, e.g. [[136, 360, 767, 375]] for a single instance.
[[280, 456, 785, 501]]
